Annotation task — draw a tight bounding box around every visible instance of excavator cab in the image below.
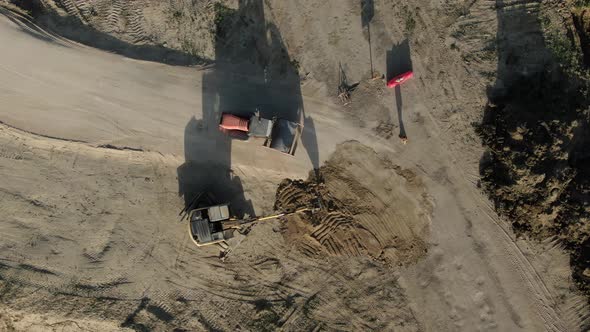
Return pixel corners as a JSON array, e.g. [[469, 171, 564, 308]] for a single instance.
[[188, 204, 231, 246], [179, 193, 237, 247]]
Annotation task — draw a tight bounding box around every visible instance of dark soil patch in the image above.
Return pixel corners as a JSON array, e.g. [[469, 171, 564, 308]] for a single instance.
[[477, 1, 590, 297]]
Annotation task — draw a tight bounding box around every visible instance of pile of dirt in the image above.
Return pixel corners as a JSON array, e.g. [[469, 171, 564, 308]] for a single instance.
[[275, 141, 433, 266]]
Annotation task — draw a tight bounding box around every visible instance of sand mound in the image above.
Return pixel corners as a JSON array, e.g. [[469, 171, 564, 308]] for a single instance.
[[276, 141, 433, 266]]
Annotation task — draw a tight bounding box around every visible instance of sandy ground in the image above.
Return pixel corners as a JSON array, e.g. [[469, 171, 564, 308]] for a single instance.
[[0, 306, 131, 332], [1, 0, 590, 331]]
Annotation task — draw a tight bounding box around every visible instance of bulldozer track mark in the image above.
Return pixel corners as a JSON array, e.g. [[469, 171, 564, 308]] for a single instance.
[[17, 263, 57, 276], [235, 259, 313, 297], [82, 244, 111, 263], [310, 212, 384, 259], [192, 279, 276, 300], [0, 260, 86, 298], [125, 6, 149, 43], [101, 0, 124, 33], [561, 295, 590, 330], [179, 273, 285, 302], [464, 173, 567, 331], [230, 262, 308, 296], [0, 150, 25, 160], [310, 212, 352, 241], [275, 180, 313, 211], [321, 237, 339, 256], [252, 257, 280, 267], [324, 175, 385, 214], [72, 0, 91, 11], [74, 277, 131, 293], [197, 305, 233, 331], [56, 0, 81, 18], [297, 239, 322, 258], [173, 233, 190, 271]]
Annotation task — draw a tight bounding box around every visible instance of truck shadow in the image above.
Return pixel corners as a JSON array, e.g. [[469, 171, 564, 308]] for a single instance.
[[177, 0, 313, 217], [386, 40, 412, 140], [177, 116, 254, 218]]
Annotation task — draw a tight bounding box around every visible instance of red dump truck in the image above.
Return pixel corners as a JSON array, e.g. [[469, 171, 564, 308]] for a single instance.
[[219, 112, 302, 155]]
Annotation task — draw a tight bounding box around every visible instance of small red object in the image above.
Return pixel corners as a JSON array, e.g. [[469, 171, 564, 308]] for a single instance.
[[219, 113, 249, 132], [387, 71, 414, 88]]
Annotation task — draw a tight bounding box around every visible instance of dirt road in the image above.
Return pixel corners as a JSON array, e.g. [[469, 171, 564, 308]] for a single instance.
[[0, 2, 588, 331], [0, 8, 367, 175]]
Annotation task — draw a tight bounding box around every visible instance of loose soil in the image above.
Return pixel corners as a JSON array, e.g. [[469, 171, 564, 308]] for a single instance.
[[276, 141, 432, 266]]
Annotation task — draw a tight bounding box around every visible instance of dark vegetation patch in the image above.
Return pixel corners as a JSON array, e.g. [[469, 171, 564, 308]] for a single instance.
[[476, 0, 590, 297]]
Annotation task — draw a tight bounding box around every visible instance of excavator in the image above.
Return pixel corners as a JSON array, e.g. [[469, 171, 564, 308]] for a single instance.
[[179, 192, 315, 248]]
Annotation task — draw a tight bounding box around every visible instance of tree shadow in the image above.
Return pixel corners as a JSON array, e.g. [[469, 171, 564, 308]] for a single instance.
[[477, 0, 590, 304], [177, 0, 314, 218], [386, 40, 412, 140], [361, 0, 374, 28]]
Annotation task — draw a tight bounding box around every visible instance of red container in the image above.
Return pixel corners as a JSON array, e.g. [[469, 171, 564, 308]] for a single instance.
[[219, 113, 249, 132], [387, 71, 414, 88]]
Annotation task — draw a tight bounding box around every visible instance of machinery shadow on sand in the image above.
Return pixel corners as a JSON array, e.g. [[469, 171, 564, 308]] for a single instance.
[[386, 40, 412, 140], [177, 0, 317, 217]]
